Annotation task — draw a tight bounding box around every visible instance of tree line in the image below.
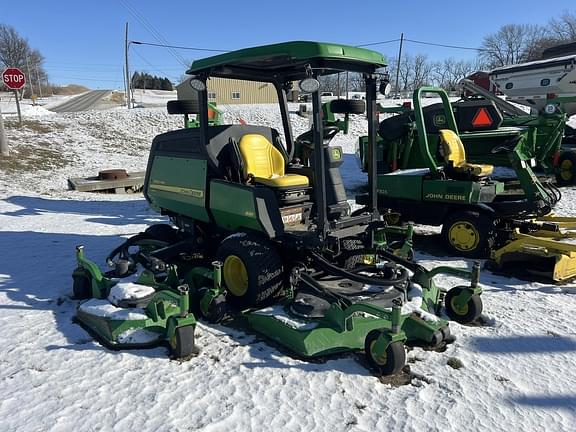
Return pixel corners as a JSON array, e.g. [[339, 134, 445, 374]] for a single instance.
[[131, 72, 173, 91]]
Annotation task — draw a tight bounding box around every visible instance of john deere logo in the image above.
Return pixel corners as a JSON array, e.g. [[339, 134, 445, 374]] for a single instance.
[[433, 115, 446, 127], [332, 148, 342, 160]]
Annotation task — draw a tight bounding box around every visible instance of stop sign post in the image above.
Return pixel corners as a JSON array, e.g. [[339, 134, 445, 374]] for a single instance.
[[2, 67, 26, 126]]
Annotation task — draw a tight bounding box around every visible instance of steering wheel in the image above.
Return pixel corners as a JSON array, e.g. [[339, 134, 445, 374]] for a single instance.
[[297, 125, 341, 148]]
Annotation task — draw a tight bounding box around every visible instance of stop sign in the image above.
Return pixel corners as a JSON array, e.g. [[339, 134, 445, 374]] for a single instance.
[[2, 68, 26, 90]]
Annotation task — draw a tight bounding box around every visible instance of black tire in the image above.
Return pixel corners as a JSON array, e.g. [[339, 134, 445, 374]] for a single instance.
[[170, 325, 197, 359], [72, 269, 92, 299], [216, 233, 284, 309], [441, 210, 495, 258], [444, 287, 483, 324], [338, 237, 366, 269], [167, 99, 200, 115], [364, 331, 406, 376], [555, 151, 576, 186], [330, 99, 366, 114]]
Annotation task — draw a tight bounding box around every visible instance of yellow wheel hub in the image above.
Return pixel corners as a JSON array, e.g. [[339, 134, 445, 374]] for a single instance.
[[223, 255, 249, 296], [450, 296, 469, 315], [560, 159, 573, 182], [448, 221, 480, 252], [369, 340, 388, 365]]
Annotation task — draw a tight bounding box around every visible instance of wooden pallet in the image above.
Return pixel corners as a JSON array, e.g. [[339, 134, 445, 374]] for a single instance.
[[68, 171, 146, 193]]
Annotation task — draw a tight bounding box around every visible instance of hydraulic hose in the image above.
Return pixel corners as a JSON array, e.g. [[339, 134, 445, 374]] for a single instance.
[[309, 251, 408, 287]]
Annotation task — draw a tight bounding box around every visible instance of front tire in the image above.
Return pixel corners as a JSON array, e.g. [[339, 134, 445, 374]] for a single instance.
[[444, 287, 483, 324], [364, 331, 406, 376], [441, 210, 494, 258], [216, 233, 284, 309], [72, 269, 92, 299], [169, 325, 198, 359]]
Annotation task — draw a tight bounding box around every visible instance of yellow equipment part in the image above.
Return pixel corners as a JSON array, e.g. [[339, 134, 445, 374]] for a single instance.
[[439, 129, 494, 177], [238, 134, 309, 188], [535, 213, 576, 236], [490, 230, 576, 282]]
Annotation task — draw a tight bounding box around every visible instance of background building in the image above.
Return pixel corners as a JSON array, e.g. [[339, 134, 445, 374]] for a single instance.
[[176, 77, 287, 104]]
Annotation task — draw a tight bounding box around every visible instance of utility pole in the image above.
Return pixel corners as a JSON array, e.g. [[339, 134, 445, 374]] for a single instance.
[[35, 66, 43, 99], [0, 105, 8, 156], [124, 22, 131, 109], [26, 56, 35, 102], [394, 33, 404, 99]]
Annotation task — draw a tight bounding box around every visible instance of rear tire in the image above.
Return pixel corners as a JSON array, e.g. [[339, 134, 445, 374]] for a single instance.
[[441, 210, 494, 258], [167, 99, 200, 115], [216, 233, 284, 309], [364, 331, 406, 376], [338, 237, 367, 269], [330, 99, 365, 114]]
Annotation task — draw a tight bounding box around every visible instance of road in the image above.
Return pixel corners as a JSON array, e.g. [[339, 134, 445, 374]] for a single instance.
[[49, 90, 111, 113]]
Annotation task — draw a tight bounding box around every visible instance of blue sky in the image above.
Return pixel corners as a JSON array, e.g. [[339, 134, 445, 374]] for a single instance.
[[2, 0, 575, 89]]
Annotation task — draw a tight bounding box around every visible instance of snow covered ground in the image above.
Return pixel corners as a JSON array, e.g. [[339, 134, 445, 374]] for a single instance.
[[0, 97, 575, 431]]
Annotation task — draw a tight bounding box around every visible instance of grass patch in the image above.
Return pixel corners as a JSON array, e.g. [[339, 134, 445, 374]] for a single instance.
[[0, 143, 70, 173], [4, 119, 65, 134], [110, 91, 125, 104]]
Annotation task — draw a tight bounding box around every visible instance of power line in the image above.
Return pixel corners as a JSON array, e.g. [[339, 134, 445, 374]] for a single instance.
[[404, 38, 486, 52], [130, 40, 229, 53], [131, 46, 178, 80], [120, 0, 189, 67], [357, 36, 486, 52]]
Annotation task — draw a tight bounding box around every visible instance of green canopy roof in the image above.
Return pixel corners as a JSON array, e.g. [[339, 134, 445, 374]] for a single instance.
[[186, 41, 386, 82]]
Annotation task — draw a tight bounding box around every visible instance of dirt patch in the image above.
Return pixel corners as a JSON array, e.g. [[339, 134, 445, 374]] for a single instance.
[[4, 119, 65, 134], [0, 143, 70, 173], [377, 365, 434, 387], [110, 92, 125, 104]]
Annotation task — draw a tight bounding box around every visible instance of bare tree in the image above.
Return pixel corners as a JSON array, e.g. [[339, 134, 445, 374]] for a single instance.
[[0, 24, 47, 97], [549, 10, 576, 41], [479, 24, 546, 68], [431, 58, 480, 91]]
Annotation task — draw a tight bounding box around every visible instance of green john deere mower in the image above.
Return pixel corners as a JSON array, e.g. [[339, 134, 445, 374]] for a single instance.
[[358, 86, 576, 282], [73, 41, 482, 375]]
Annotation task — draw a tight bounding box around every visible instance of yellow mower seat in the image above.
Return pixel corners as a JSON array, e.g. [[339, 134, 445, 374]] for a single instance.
[[239, 134, 309, 188], [439, 129, 493, 177]]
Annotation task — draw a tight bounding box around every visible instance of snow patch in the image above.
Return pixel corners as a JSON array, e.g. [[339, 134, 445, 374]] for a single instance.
[[117, 328, 162, 344], [78, 299, 148, 320], [107, 282, 155, 307], [252, 305, 318, 330]]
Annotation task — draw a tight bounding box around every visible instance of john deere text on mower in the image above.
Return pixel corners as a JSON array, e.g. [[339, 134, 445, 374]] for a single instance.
[[72, 42, 482, 375]]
